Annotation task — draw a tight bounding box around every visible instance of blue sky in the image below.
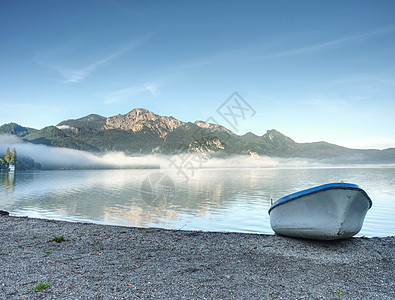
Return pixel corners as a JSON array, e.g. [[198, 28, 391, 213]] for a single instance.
[[1, 0, 394, 149]]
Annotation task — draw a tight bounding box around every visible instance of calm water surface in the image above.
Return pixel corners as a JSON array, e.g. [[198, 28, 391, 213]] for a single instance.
[[1, 168, 394, 237]]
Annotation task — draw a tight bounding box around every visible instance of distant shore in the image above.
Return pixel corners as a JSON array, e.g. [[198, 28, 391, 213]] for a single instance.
[[0, 214, 394, 299]]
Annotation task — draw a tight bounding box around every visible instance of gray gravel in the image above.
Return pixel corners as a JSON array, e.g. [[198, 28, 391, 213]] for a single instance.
[[0, 214, 394, 299]]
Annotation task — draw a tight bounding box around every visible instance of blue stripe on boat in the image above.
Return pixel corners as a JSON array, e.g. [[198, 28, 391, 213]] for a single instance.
[[268, 183, 372, 215]]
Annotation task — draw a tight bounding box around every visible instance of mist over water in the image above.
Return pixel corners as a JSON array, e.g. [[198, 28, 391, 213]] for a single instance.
[[0, 133, 327, 169], [0, 134, 158, 169], [2, 133, 380, 170]]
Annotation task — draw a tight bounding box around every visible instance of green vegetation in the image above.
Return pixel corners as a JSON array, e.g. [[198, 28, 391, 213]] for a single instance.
[[1, 109, 395, 164], [4, 147, 16, 164], [0, 147, 16, 170], [0, 122, 36, 137], [0, 146, 41, 171], [49, 235, 65, 243], [57, 114, 107, 130], [16, 155, 41, 170], [33, 282, 50, 291], [0, 157, 6, 170]]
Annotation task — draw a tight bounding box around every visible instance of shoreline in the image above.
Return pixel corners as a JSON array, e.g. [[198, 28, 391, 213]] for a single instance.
[[1, 214, 394, 299]]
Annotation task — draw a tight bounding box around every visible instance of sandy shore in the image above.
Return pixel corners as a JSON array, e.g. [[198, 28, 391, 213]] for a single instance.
[[0, 214, 394, 299]]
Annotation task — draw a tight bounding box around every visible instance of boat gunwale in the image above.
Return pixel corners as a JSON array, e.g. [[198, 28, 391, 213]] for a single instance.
[[268, 183, 372, 215]]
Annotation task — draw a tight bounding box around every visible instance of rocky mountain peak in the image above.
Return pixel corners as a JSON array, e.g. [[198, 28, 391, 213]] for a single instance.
[[104, 108, 184, 138], [264, 129, 295, 143], [126, 108, 155, 118], [194, 120, 235, 135]]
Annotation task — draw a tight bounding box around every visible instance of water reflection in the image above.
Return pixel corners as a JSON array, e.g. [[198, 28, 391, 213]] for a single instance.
[[1, 168, 394, 236], [2, 172, 15, 193]]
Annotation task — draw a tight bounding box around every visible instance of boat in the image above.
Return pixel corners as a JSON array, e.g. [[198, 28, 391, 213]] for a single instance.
[[268, 183, 372, 240]]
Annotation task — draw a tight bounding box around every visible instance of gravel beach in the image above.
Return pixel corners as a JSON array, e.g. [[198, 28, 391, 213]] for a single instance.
[[0, 214, 394, 299]]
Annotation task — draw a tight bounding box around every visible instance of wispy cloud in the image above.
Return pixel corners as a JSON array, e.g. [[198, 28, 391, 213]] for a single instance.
[[57, 47, 132, 83], [143, 82, 160, 98], [302, 94, 352, 114], [326, 73, 395, 92], [315, 73, 395, 104], [259, 25, 395, 59], [34, 33, 155, 83], [105, 81, 162, 104]]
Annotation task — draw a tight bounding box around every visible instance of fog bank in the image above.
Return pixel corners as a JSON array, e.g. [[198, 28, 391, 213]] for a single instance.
[[0, 134, 333, 170]]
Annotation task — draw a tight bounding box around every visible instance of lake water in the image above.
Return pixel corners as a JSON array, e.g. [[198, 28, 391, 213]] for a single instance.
[[1, 167, 394, 237]]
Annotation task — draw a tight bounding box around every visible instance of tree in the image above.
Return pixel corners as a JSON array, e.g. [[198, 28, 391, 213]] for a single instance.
[[0, 158, 6, 169], [10, 148, 16, 165], [4, 147, 11, 164]]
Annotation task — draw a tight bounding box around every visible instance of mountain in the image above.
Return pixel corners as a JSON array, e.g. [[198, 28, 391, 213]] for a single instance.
[[1, 108, 395, 163], [58, 114, 107, 130], [104, 108, 183, 138], [22, 125, 100, 151], [0, 122, 37, 137]]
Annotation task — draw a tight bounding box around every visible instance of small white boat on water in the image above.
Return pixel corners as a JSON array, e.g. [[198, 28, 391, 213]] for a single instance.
[[268, 183, 372, 240]]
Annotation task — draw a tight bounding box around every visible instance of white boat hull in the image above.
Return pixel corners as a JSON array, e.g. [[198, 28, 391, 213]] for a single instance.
[[269, 183, 372, 240]]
